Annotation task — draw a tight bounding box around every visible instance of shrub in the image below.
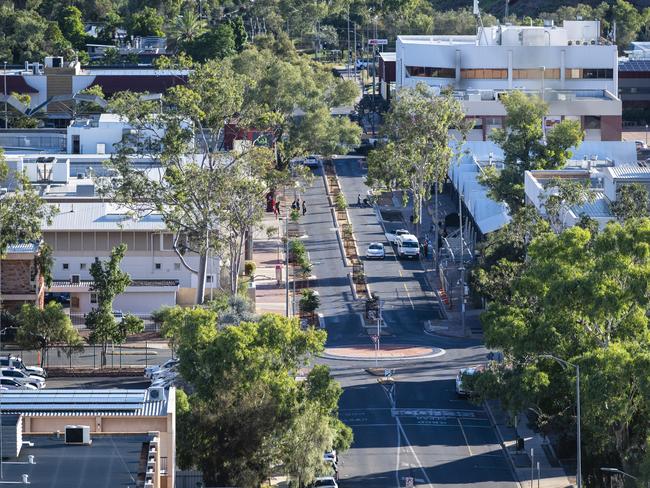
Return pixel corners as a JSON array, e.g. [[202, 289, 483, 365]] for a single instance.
[[335, 193, 347, 211], [244, 260, 256, 276], [299, 289, 320, 315]]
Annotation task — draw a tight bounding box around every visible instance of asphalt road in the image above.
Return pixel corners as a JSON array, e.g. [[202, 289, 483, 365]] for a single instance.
[[301, 158, 516, 488]]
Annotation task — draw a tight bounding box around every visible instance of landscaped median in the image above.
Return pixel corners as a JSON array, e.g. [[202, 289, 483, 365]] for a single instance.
[[322, 159, 369, 299]]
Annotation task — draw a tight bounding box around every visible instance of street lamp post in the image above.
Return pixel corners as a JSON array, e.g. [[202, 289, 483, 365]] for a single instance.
[[540, 354, 581, 488], [3, 61, 7, 130]]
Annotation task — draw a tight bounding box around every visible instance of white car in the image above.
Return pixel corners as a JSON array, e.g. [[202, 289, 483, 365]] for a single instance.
[[313, 477, 338, 487], [303, 155, 320, 167], [323, 450, 337, 464], [0, 378, 37, 390], [0, 356, 46, 378], [366, 242, 385, 260], [151, 374, 178, 388], [455, 366, 483, 397], [144, 358, 179, 379], [151, 367, 178, 381], [0, 368, 45, 389], [385, 229, 410, 245], [396, 234, 420, 259]]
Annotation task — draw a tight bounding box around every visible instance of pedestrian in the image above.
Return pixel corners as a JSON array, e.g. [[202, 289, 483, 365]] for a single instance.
[[302, 201, 307, 216], [357, 193, 362, 206], [296, 196, 301, 208], [272, 199, 277, 217], [275, 200, 281, 218], [423, 239, 429, 258], [410, 214, 414, 224]]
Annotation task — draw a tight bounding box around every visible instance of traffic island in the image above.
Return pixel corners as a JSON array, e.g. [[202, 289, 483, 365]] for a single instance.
[[321, 344, 445, 361]]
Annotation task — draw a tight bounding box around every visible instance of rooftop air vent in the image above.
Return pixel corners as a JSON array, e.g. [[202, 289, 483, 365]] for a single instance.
[[148, 387, 166, 401], [64, 425, 91, 445]]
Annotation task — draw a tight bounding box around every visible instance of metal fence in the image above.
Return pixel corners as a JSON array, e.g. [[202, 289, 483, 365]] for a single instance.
[[68, 313, 160, 332], [2, 343, 173, 370]]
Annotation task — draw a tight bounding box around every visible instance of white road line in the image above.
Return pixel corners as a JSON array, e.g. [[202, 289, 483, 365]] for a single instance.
[[403, 283, 415, 310], [457, 418, 473, 456], [396, 416, 435, 488]]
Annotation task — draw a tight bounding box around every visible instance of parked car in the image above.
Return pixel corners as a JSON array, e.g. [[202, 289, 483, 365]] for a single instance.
[[313, 476, 338, 487], [303, 155, 321, 167], [455, 366, 483, 397], [144, 358, 179, 379], [0, 356, 47, 378], [366, 242, 385, 260], [0, 378, 37, 390], [396, 234, 420, 259], [0, 368, 46, 389], [151, 373, 179, 389], [385, 229, 410, 245], [151, 367, 178, 381], [323, 450, 337, 464]]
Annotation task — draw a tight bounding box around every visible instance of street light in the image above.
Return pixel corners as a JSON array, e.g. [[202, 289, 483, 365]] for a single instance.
[[539, 354, 581, 488]]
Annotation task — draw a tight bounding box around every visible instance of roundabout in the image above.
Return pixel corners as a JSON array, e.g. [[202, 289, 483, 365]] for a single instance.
[[320, 344, 446, 361]]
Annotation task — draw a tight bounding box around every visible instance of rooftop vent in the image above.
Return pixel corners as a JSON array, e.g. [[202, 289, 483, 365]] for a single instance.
[[148, 387, 166, 402], [64, 425, 91, 445]]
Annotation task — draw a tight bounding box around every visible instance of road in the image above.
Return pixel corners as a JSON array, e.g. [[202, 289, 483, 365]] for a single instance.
[[301, 158, 517, 488]]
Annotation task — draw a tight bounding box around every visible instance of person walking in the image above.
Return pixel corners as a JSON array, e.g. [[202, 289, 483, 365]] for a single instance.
[[357, 193, 362, 206], [423, 239, 429, 259], [302, 201, 307, 216], [274, 200, 281, 218]]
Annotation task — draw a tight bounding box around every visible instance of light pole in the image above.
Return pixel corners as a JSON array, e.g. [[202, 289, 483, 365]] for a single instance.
[[600, 467, 646, 488], [3, 61, 7, 130], [540, 354, 581, 488], [646, 124, 648, 147]]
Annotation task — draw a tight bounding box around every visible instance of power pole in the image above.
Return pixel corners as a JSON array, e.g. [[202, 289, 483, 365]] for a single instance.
[[347, 5, 351, 79]]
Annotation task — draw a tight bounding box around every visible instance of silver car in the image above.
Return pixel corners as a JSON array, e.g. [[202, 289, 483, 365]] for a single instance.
[[0, 368, 46, 389], [366, 242, 385, 259]]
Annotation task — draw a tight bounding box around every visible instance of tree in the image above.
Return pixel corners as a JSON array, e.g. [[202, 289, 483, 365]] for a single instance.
[[480, 91, 584, 212], [612, 0, 643, 51], [184, 24, 236, 61], [299, 288, 321, 316], [476, 220, 650, 483], [16, 302, 82, 367], [611, 183, 649, 221], [57, 6, 87, 50], [170, 10, 208, 49], [367, 83, 468, 244], [540, 178, 595, 232], [128, 6, 164, 37], [229, 16, 248, 51], [86, 244, 143, 363], [174, 312, 349, 487], [0, 154, 57, 256]]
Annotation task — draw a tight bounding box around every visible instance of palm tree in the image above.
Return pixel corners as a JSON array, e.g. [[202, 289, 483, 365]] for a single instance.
[[171, 10, 208, 48]]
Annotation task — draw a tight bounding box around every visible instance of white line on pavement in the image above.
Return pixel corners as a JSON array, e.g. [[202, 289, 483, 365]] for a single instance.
[[457, 418, 473, 456]]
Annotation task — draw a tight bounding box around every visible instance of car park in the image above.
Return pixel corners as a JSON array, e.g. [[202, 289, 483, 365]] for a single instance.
[[0, 356, 47, 378], [396, 234, 420, 259], [144, 358, 179, 379], [366, 242, 385, 260], [0, 368, 46, 389]]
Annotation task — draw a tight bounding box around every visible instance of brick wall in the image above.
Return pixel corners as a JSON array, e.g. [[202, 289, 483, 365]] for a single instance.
[[601, 115, 622, 141], [0, 259, 35, 294]]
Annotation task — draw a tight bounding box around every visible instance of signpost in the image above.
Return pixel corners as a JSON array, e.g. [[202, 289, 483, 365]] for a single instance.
[[368, 38, 388, 45]]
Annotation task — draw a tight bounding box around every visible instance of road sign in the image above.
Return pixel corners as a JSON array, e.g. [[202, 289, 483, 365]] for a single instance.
[[370, 335, 379, 344], [405, 477, 414, 488], [368, 38, 388, 46]]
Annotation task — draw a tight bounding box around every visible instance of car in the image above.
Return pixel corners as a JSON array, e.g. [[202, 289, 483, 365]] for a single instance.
[[396, 234, 420, 259], [313, 476, 338, 487], [385, 228, 410, 245], [303, 155, 321, 167], [0, 378, 37, 390], [366, 242, 385, 259], [0, 356, 47, 378], [455, 366, 483, 397], [144, 358, 179, 379], [636, 140, 647, 150], [0, 368, 46, 389], [151, 367, 178, 381], [151, 374, 178, 388], [323, 450, 337, 464]]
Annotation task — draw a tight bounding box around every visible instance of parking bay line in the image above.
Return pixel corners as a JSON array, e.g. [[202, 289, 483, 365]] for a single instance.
[[457, 418, 473, 456]]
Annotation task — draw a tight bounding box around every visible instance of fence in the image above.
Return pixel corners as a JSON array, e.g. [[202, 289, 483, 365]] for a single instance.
[[2, 343, 173, 370], [69, 313, 160, 332]]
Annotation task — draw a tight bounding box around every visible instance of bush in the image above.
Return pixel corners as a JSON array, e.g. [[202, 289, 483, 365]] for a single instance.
[[289, 239, 307, 263], [299, 289, 320, 315], [244, 260, 256, 276], [335, 193, 347, 211], [290, 208, 301, 222]]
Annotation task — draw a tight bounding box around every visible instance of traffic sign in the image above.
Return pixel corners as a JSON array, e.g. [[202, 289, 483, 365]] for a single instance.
[[368, 39, 388, 46], [405, 477, 414, 487], [370, 335, 379, 344]]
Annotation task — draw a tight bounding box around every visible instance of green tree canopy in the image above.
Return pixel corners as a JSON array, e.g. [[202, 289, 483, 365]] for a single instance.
[[610, 183, 649, 221], [128, 6, 164, 37], [57, 6, 87, 50]]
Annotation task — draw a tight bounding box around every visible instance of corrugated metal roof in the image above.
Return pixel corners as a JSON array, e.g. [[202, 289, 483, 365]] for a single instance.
[[571, 191, 612, 218], [619, 59, 650, 72], [44, 202, 167, 231], [604, 165, 650, 179], [0, 389, 168, 417], [6, 242, 40, 253]]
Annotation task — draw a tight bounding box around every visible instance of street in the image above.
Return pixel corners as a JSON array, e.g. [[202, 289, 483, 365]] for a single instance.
[[300, 158, 518, 488]]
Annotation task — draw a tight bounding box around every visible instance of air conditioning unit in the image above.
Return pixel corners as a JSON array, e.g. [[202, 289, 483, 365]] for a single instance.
[[148, 387, 166, 401], [64, 425, 91, 445], [70, 275, 80, 284]]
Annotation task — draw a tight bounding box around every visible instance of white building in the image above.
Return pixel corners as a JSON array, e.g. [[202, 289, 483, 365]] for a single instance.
[[396, 21, 622, 141]]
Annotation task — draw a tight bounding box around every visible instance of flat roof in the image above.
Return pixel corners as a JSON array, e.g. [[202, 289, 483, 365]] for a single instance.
[[43, 202, 167, 231], [379, 52, 396, 62], [3, 434, 147, 487]]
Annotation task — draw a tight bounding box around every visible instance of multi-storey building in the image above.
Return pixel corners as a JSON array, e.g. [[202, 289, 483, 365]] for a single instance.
[[395, 20, 622, 141]]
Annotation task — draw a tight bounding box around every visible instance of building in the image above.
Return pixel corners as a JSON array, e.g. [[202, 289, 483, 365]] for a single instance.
[[0, 243, 45, 312], [1, 157, 220, 315], [378, 52, 396, 100], [618, 44, 650, 122], [395, 20, 622, 141], [0, 388, 176, 488]]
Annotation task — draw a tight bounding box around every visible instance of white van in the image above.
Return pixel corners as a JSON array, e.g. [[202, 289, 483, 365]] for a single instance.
[[396, 234, 420, 259]]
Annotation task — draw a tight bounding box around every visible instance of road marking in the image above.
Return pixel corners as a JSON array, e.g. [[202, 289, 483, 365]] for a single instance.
[[457, 418, 473, 456], [396, 416, 435, 487], [403, 284, 415, 310]]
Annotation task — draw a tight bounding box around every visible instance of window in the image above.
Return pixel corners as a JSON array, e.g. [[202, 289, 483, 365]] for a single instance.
[[461, 69, 507, 79], [405, 66, 455, 78], [155, 263, 162, 270], [62, 263, 69, 270], [584, 116, 601, 129], [513, 68, 560, 80], [565, 68, 613, 79], [161, 233, 174, 251], [174, 263, 181, 270], [80, 263, 86, 270], [206, 275, 213, 283], [90, 293, 97, 304]]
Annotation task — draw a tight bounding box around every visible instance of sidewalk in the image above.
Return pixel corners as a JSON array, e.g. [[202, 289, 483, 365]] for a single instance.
[[486, 401, 574, 488]]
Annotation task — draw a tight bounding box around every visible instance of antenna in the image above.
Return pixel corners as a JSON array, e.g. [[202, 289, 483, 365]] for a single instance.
[[473, 0, 488, 45]]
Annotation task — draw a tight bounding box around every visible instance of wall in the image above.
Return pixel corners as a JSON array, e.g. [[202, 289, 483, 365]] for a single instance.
[[0, 259, 34, 294], [67, 123, 124, 154], [601, 115, 622, 141]]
